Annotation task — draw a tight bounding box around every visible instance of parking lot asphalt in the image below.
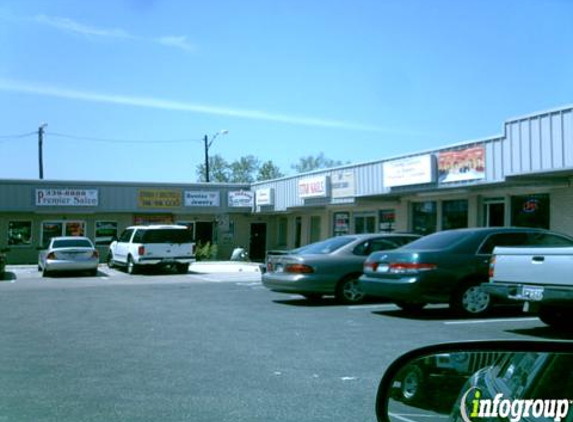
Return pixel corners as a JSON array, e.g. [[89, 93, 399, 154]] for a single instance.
[[0, 266, 570, 422]]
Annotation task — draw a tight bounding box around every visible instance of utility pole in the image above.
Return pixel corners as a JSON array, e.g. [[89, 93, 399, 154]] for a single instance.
[[204, 134, 210, 182], [38, 123, 47, 180]]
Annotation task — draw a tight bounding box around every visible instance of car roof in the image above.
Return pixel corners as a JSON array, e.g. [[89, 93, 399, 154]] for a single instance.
[[50, 236, 91, 241], [431, 227, 556, 236]]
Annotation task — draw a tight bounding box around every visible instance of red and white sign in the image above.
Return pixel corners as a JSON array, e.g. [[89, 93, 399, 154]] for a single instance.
[[299, 176, 329, 199]]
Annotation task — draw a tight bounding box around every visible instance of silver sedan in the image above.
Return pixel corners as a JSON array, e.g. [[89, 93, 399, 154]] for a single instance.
[[38, 236, 100, 277], [262, 233, 421, 304]]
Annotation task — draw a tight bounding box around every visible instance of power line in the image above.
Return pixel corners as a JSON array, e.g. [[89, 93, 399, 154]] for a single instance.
[[47, 131, 203, 144], [0, 131, 36, 140]]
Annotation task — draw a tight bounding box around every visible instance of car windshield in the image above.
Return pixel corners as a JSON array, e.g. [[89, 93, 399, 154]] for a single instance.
[[52, 239, 93, 248], [401, 231, 472, 250], [292, 237, 355, 254], [141, 229, 193, 244]]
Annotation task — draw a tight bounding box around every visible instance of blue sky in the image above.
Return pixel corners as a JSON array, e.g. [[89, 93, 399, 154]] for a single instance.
[[0, 0, 572, 183]]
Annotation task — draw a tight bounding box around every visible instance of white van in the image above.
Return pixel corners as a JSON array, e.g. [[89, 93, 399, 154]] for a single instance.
[[108, 225, 196, 274]]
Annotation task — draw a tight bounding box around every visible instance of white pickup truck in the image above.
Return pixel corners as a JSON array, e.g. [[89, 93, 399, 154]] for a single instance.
[[485, 241, 573, 329]]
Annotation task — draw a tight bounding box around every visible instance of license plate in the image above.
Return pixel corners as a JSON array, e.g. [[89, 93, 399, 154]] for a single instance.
[[376, 264, 389, 273], [521, 286, 544, 301]]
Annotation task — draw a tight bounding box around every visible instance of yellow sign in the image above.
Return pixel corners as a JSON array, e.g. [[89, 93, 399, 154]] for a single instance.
[[138, 189, 182, 209]]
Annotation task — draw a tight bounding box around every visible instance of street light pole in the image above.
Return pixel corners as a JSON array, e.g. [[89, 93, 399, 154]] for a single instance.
[[38, 123, 48, 180], [204, 130, 229, 183]]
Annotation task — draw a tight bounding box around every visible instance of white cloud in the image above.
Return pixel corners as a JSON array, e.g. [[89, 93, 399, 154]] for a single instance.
[[0, 78, 386, 132], [156, 35, 195, 52], [32, 14, 194, 53], [34, 14, 133, 39]]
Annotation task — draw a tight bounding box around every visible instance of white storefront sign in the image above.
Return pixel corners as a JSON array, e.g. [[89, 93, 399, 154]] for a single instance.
[[228, 191, 254, 208], [383, 155, 435, 188], [184, 191, 220, 207], [331, 172, 355, 199], [256, 188, 274, 206], [36, 188, 98, 206], [299, 175, 329, 199]]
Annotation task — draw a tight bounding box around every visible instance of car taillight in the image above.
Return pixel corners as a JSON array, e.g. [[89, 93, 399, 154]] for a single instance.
[[92, 250, 99, 258], [364, 261, 379, 272], [489, 256, 496, 279], [138, 246, 145, 256], [388, 262, 436, 274], [46, 252, 56, 260], [284, 264, 314, 274]]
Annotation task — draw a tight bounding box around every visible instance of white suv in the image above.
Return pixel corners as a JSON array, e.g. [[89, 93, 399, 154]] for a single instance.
[[108, 225, 196, 274]]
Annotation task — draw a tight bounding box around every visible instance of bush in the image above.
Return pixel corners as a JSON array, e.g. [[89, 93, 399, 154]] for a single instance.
[[195, 241, 218, 261]]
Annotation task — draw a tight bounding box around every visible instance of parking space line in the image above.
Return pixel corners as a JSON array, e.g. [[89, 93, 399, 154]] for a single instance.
[[394, 415, 449, 419], [444, 317, 538, 325]]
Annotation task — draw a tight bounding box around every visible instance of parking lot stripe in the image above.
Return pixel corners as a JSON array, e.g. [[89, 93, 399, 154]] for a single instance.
[[444, 317, 539, 325], [347, 304, 397, 310]]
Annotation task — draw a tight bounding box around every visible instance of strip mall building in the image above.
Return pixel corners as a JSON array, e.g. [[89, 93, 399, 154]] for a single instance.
[[1, 105, 572, 264]]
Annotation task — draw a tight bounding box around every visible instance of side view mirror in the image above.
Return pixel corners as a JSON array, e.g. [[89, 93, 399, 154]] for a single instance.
[[376, 341, 573, 422]]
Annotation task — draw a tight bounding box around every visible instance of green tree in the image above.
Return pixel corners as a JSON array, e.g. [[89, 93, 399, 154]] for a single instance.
[[291, 152, 345, 173], [257, 160, 284, 181], [196, 154, 230, 182], [229, 155, 260, 183]]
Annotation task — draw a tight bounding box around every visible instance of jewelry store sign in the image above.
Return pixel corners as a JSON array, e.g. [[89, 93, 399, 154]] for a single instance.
[[383, 155, 435, 188], [184, 191, 220, 207], [299, 175, 329, 199], [36, 188, 98, 206], [138, 189, 182, 209]]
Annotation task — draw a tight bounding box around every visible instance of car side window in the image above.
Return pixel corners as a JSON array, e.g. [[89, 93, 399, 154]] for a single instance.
[[527, 233, 573, 247], [370, 239, 401, 252], [352, 241, 371, 256], [118, 229, 134, 243], [132, 230, 145, 243], [477, 232, 530, 255]]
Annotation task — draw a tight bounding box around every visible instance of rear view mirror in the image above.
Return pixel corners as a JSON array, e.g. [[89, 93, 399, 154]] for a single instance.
[[376, 341, 573, 422]]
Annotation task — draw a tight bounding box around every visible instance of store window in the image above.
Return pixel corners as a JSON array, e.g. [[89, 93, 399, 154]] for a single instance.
[[378, 209, 396, 232], [8, 221, 32, 246], [41, 221, 86, 248], [277, 217, 288, 247], [511, 194, 550, 229], [412, 201, 437, 235], [355, 213, 376, 234], [176, 221, 196, 240], [333, 212, 350, 236], [442, 200, 468, 230], [95, 221, 118, 245], [310, 216, 322, 243]]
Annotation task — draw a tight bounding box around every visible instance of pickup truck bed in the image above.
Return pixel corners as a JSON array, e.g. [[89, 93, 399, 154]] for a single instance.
[[485, 246, 573, 329]]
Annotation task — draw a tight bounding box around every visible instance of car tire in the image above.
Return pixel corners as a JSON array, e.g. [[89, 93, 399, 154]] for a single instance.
[[176, 263, 189, 274], [450, 281, 491, 316], [90, 268, 98, 277], [335, 274, 366, 304], [396, 302, 427, 313], [42, 267, 51, 277], [538, 306, 573, 330], [398, 364, 426, 404], [107, 253, 115, 269], [127, 256, 139, 275]]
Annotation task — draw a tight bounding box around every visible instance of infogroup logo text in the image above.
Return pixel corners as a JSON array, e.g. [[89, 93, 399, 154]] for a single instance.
[[460, 388, 571, 422]]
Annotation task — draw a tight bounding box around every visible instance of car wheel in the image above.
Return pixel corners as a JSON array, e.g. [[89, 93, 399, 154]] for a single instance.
[[538, 306, 573, 330], [127, 256, 139, 275], [335, 275, 365, 304], [450, 281, 491, 316], [396, 302, 427, 313], [107, 253, 115, 269], [42, 267, 51, 277], [90, 268, 98, 277], [176, 263, 189, 274], [398, 364, 426, 404]]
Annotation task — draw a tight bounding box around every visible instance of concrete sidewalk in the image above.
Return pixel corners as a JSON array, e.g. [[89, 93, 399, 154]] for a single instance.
[[189, 261, 264, 274]]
